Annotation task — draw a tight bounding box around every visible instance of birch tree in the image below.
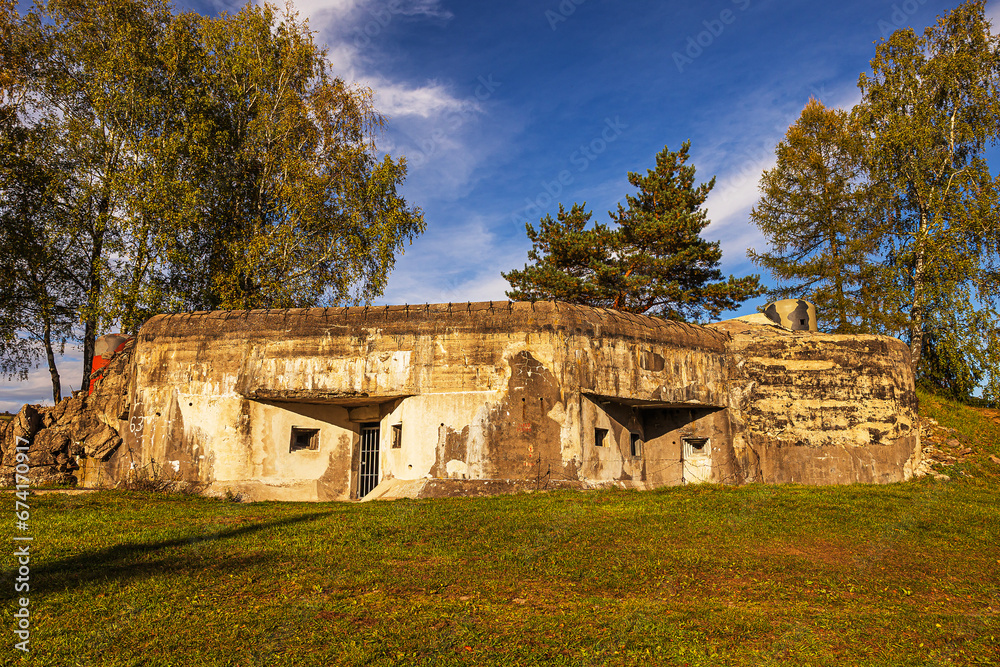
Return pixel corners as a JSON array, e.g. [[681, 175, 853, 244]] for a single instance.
[[2, 0, 425, 396], [855, 0, 1000, 397]]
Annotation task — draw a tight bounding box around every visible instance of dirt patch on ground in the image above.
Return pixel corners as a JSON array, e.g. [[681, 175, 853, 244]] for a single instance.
[[755, 539, 857, 566], [978, 407, 1000, 424]]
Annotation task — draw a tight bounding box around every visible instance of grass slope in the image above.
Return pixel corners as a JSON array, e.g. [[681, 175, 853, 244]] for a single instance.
[[3, 390, 999, 666]]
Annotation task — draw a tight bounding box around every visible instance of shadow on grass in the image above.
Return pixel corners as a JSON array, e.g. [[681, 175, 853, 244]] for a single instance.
[[1, 511, 329, 601]]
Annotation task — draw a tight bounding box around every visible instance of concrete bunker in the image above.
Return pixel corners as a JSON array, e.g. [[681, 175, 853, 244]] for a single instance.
[[73, 300, 916, 501], [116, 302, 739, 500], [1, 300, 919, 499]]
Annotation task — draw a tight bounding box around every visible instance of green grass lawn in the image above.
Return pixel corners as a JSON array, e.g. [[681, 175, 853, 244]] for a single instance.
[[3, 390, 999, 666]]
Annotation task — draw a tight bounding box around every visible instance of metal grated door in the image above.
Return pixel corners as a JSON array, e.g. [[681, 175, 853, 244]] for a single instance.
[[357, 424, 380, 498]]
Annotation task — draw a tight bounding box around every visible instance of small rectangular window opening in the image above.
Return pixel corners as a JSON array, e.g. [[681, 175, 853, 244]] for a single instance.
[[290, 427, 320, 452], [595, 427, 608, 447], [630, 433, 642, 458], [391, 423, 402, 449]]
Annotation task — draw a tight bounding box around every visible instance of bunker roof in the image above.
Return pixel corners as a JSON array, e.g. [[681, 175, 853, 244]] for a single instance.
[[138, 301, 730, 352]]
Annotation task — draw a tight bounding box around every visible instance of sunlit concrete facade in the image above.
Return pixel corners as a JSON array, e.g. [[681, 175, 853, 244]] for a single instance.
[[113, 302, 920, 501]]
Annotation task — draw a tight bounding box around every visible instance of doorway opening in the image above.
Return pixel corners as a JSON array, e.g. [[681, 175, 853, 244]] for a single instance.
[[357, 423, 380, 498]]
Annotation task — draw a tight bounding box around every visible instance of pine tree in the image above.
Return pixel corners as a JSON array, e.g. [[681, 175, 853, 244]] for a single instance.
[[499, 203, 614, 305], [504, 142, 763, 322]]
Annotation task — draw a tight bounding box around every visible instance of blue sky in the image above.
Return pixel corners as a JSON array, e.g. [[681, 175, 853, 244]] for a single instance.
[[2, 0, 993, 411]]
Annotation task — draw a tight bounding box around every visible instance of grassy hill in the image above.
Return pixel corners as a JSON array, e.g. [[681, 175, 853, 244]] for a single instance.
[[3, 389, 999, 666]]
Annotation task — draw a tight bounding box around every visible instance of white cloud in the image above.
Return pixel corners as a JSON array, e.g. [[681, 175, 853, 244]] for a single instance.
[[253, 0, 508, 203], [292, 0, 363, 17], [273, 0, 468, 124], [322, 41, 362, 74], [704, 152, 773, 226], [374, 80, 478, 119], [688, 62, 867, 275]]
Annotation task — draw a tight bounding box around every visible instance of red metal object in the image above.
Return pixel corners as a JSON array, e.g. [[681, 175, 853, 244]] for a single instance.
[[89, 333, 132, 393]]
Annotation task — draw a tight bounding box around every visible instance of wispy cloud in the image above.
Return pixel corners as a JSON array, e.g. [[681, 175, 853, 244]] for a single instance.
[[283, 0, 451, 32], [277, 0, 467, 122], [375, 80, 478, 119], [380, 214, 519, 304], [269, 0, 522, 207], [0, 351, 81, 413], [694, 68, 865, 274], [241, 0, 523, 303]]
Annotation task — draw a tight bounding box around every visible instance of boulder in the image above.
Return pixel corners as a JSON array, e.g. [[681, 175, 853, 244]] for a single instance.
[[28, 430, 72, 467], [29, 469, 76, 487], [83, 424, 122, 461], [0, 340, 133, 488], [1, 404, 42, 465]]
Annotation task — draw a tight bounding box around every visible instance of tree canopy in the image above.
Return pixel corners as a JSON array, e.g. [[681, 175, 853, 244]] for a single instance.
[[748, 99, 878, 333], [750, 0, 1000, 402], [1, 0, 424, 400], [504, 143, 763, 323], [0, 111, 81, 402]]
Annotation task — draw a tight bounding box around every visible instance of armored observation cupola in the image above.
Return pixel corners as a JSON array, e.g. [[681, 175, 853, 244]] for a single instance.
[[764, 299, 818, 332]]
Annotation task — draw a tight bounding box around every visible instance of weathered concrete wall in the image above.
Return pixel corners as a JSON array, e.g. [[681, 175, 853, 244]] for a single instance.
[[128, 301, 732, 500], [0, 302, 921, 498], [712, 317, 920, 485]]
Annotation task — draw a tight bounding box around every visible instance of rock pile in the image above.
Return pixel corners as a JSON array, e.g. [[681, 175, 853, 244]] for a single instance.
[[0, 341, 133, 487], [913, 416, 975, 481]]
